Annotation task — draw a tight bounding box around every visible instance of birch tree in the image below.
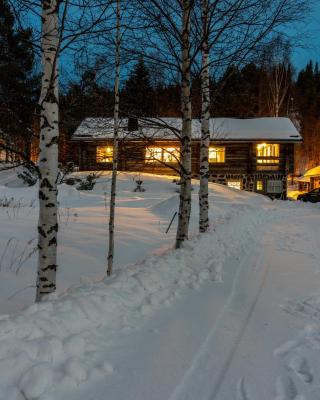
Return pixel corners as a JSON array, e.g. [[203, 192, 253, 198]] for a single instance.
[[199, 0, 210, 233], [130, 0, 308, 247], [9, 0, 116, 300], [175, 0, 193, 248], [36, 0, 61, 301], [196, 0, 308, 235], [107, 0, 121, 276], [263, 36, 292, 117]]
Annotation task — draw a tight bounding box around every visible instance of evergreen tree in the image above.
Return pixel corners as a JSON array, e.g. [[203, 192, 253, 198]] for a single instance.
[[294, 61, 320, 172], [123, 58, 154, 117], [213, 64, 261, 118], [61, 67, 114, 135], [0, 0, 37, 157]]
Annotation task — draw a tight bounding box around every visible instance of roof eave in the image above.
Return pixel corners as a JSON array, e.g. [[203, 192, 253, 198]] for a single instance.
[[71, 136, 302, 143]]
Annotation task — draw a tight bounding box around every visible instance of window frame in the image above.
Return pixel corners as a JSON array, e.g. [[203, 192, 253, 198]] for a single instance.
[[267, 180, 283, 194], [256, 143, 280, 164], [208, 146, 226, 163], [145, 146, 180, 164], [227, 180, 242, 190], [256, 180, 263, 191], [96, 145, 114, 163]]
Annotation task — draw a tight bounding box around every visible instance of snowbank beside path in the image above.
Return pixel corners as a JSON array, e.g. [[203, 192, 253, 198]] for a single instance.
[[0, 196, 276, 399]]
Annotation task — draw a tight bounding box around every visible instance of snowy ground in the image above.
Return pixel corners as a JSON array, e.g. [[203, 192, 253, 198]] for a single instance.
[[287, 184, 306, 200], [0, 170, 320, 399]]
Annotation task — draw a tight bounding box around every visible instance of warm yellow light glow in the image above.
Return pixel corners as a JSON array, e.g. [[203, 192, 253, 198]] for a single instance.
[[0, 149, 5, 161], [256, 180, 263, 191], [96, 146, 113, 163], [145, 147, 180, 163], [209, 146, 225, 163], [163, 147, 180, 163], [257, 143, 267, 150], [256, 143, 279, 164], [227, 180, 241, 190], [0, 140, 5, 161]]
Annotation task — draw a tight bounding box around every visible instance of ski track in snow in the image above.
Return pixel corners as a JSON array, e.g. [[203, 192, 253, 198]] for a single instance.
[[169, 218, 273, 400], [169, 205, 320, 400]]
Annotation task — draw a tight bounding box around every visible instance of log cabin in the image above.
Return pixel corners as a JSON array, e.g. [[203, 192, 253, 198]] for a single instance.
[[70, 117, 301, 199]]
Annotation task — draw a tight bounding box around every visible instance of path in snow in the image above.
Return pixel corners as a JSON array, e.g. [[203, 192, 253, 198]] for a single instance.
[[52, 203, 320, 400]]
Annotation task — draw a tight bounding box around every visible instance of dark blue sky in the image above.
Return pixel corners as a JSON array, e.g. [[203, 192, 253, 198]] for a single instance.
[[292, 2, 320, 71], [27, 2, 320, 80]]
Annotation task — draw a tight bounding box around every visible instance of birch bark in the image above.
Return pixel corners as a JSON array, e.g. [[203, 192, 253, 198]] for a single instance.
[[107, 0, 121, 276], [199, 0, 210, 233], [36, 0, 60, 301], [175, 0, 192, 249]]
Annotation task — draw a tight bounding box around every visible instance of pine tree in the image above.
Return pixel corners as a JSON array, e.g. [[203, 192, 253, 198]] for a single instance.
[[214, 64, 261, 118], [0, 0, 36, 157], [294, 61, 320, 172], [61, 67, 113, 135], [123, 58, 153, 117]]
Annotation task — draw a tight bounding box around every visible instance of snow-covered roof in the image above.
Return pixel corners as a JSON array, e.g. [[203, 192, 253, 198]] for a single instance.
[[72, 117, 301, 142], [297, 176, 310, 183], [304, 166, 320, 178]]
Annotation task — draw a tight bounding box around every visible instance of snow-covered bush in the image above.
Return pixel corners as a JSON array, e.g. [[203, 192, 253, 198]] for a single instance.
[[17, 164, 39, 186], [0, 195, 15, 207], [76, 173, 99, 191], [57, 162, 75, 184]]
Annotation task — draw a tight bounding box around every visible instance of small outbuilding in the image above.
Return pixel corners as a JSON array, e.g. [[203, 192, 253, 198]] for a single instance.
[[298, 166, 320, 192]]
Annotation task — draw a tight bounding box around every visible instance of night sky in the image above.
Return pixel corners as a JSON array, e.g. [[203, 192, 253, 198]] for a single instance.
[[55, 2, 320, 80], [292, 2, 320, 70]]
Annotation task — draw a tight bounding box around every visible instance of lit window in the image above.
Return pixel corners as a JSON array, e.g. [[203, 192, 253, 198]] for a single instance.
[[145, 147, 180, 163], [256, 165, 279, 171], [227, 180, 241, 190], [163, 147, 180, 163], [145, 147, 162, 163], [256, 180, 263, 191], [256, 143, 279, 164], [209, 146, 225, 163], [96, 146, 113, 163], [0, 141, 5, 161], [0, 149, 5, 161]]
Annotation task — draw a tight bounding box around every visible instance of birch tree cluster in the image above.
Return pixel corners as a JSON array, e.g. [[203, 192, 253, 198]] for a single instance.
[[2, 0, 310, 300]]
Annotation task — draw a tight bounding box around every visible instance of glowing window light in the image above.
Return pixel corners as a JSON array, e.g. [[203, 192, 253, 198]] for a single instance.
[[145, 147, 180, 163], [145, 147, 162, 163], [163, 147, 180, 163], [209, 146, 225, 163], [256, 180, 263, 191], [96, 146, 113, 163], [227, 180, 241, 190], [256, 143, 279, 164]]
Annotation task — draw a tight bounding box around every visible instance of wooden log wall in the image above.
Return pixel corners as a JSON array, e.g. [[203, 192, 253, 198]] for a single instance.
[[71, 140, 295, 177]]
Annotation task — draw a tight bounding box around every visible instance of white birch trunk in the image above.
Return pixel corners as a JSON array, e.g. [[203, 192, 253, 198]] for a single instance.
[[176, 0, 192, 249], [268, 64, 289, 118], [36, 0, 60, 301], [275, 69, 280, 117], [107, 0, 121, 276], [199, 0, 210, 233]]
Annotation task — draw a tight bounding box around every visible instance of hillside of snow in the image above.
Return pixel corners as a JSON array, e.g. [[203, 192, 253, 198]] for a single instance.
[[0, 169, 268, 314], [0, 170, 320, 399]]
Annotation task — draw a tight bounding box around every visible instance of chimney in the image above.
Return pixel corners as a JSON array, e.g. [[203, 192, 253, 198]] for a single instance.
[[128, 117, 138, 132]]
